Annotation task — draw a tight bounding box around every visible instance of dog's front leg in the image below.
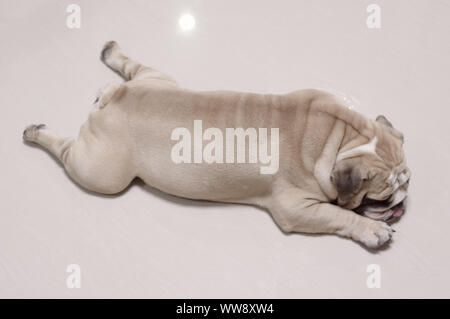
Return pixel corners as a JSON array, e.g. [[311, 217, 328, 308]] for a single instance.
[[267, 188, 394, 248]]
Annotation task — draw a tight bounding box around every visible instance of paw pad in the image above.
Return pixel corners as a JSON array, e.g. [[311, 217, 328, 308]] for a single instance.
[[101, 41, 119, 61], [23, 124, 46, 142]]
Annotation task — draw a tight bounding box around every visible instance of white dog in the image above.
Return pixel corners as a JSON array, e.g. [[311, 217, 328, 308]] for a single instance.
[[23, 41, 410, 248]]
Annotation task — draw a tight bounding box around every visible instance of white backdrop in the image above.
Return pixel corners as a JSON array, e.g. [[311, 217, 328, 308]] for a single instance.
[[1, 0, 449, 298]]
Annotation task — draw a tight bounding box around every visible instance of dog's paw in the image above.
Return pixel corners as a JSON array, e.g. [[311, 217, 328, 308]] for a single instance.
[[23, 124, 46, 142], [93, 83, 121, 109], [352, 220, 394, 249], [101, 41, 120, 62]]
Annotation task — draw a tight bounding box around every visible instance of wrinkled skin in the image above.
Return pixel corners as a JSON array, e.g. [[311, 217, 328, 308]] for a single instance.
[[23, 41, 410, 249]]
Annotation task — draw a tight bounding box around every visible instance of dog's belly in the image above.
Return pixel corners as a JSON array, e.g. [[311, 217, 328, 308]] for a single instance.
[[138, 161, 274, 202]]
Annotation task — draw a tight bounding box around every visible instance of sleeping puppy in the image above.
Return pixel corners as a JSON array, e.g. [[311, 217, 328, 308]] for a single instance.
[[23, 41, 410, 248]]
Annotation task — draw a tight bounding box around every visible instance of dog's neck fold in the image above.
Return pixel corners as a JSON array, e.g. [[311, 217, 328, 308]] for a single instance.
[[312, 99, 375, 200]]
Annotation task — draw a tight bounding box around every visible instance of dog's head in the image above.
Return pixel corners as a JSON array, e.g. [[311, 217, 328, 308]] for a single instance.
[[331, 115, 410, 221]]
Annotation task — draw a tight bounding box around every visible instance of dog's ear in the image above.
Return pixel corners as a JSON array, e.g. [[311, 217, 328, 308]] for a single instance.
[[376, 115, 393, 128], [376, 115, 405, 144], [332, 160, 369, 203]]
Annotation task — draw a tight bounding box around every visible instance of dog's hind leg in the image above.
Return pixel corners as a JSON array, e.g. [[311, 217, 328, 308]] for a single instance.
[[93, 82, 121, 109], [23, 124, 74, 163], [23, 124, 135, 195], [100, 41, 177, 84]]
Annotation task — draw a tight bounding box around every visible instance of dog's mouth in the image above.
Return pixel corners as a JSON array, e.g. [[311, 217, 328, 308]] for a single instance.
[[363, 202, 404, 221], [354, 197, 405, 221]]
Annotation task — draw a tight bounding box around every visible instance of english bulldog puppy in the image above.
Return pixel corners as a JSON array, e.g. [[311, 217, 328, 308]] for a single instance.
[[23, 41, 410, 248]]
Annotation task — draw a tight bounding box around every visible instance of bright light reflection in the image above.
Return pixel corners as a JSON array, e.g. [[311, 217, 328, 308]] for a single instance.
[[179, 13, 196, 32]]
